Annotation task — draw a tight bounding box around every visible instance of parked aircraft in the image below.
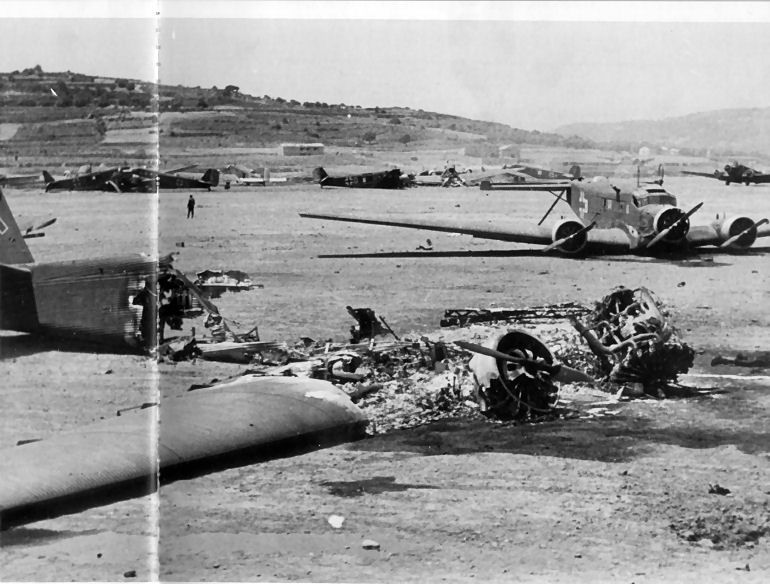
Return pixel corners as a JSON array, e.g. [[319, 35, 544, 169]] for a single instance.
[[300, 176, 770, 256], [474, 164, 582, 190], [0, 187, 162, 351], [43, 167, 130, 192], [683, 162, 770, 186], [134, 167, 220, 190], [313, 166, 405, 189]]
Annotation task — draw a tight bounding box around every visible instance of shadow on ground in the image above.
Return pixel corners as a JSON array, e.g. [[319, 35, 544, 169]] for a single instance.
[[351, 386, 770, 463]]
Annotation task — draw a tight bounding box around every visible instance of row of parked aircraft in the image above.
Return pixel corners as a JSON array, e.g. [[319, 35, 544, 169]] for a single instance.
[[302, 165, 770, 256], [1, 163, 286, 192]]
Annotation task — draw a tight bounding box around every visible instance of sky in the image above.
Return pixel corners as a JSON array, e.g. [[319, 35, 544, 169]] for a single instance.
[[2, 1, 770, 131]]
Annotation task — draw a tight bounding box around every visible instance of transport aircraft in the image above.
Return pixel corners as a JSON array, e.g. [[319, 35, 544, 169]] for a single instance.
[[0, 187, 161, 351], [313, 166, 405, 189], [301, 175, 770, 256], [43, 166, 135, 192], [133, 166, 220, 190], [683, 161, 770, 186]]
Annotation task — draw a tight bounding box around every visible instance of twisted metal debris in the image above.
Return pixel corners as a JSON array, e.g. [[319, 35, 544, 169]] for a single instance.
[[571, 287, 694, 394]]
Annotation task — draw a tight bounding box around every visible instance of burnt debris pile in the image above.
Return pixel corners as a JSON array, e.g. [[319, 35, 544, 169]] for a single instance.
[[571, 287, 694, 395]]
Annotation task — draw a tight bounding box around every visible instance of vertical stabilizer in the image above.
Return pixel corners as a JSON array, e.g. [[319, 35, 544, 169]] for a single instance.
[[202, 168, 220, 187], [0, 189, 34, 264]]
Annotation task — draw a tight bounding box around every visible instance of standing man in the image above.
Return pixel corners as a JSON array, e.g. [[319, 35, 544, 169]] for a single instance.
[[187, 194, 196, 219]]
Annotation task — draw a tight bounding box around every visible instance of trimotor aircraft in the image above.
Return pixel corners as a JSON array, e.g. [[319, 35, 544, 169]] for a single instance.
[[683, 162, 770, 186], [133, 167, 220, 190], [0, 187, 161, 351], [300, 175, 770, 256], [313, 166, 405, 189]]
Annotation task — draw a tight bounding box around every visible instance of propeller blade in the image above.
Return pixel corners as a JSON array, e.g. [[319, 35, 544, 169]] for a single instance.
[[646, 202, 703, 249], [34, 217, 57, 230], [719, 218, 769, 248], [543, 222, 596, 253], [456, 341, 594, 383], [455, 340, 557, 375], [551, 364, 595, 384]]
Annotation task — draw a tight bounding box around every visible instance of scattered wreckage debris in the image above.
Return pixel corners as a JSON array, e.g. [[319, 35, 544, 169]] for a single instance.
[[570, 287, 694, 396], [441, 302, 590, 327], [194, 269, 261, 298], [165, 288, 694, 432], [711, 352, 770, 369], [347, 306, 398, 342]]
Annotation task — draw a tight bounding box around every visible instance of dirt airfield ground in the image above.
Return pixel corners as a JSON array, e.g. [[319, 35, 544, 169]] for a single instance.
[[1, 177, 770, 582]]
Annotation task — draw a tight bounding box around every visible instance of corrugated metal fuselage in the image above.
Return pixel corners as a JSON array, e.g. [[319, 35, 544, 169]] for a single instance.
[[0, 255, 157, 351]]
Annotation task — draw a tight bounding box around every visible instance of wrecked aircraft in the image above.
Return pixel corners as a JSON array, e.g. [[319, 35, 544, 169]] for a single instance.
[[194, 269, 257, 298]]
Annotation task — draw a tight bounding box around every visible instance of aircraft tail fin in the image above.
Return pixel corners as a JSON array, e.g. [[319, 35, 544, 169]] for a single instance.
[[569, 165, 582, 180], [312, 167, 328, 183], [0, 188, 34, 264], [202, 168, 219, 187], [42, 170, 55, 184]]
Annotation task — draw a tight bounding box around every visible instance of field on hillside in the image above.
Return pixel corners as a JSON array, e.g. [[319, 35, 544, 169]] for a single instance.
[[1, 178, 770, 581]]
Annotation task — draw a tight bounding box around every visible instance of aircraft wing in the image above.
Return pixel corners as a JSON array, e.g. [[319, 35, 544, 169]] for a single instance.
[[681, 170, 721, 180], [300, 212, 553, 244], [480, 182, 571, 192], [0, 376, 367, 529], [300, 212, 631, 253], [0, 174, 41, 187], [687, 221, 770, 248], [132, 167, 159, 179], [165, 164, 198, 174]]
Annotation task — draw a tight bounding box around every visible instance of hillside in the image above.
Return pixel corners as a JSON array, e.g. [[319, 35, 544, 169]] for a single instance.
[[0, 66, 595, 163], [555, 108, 770, 157], [1, 66, 766, 173]]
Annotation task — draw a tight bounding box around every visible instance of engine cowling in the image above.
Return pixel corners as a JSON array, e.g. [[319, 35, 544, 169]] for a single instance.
[[550, 219, 588, 254], [717, 216, 758, 249], [653, 206, 690, 243]]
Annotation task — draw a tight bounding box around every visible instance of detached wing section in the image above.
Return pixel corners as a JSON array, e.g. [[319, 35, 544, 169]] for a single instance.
[[300, 212, 632, 255], [0, 376, 367, 530]]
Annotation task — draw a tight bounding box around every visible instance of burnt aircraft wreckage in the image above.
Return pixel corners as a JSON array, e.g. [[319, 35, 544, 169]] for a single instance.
[[313, 166, 406, 189], [301, 173, 770, 256], [683, 161, 770, 186]]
